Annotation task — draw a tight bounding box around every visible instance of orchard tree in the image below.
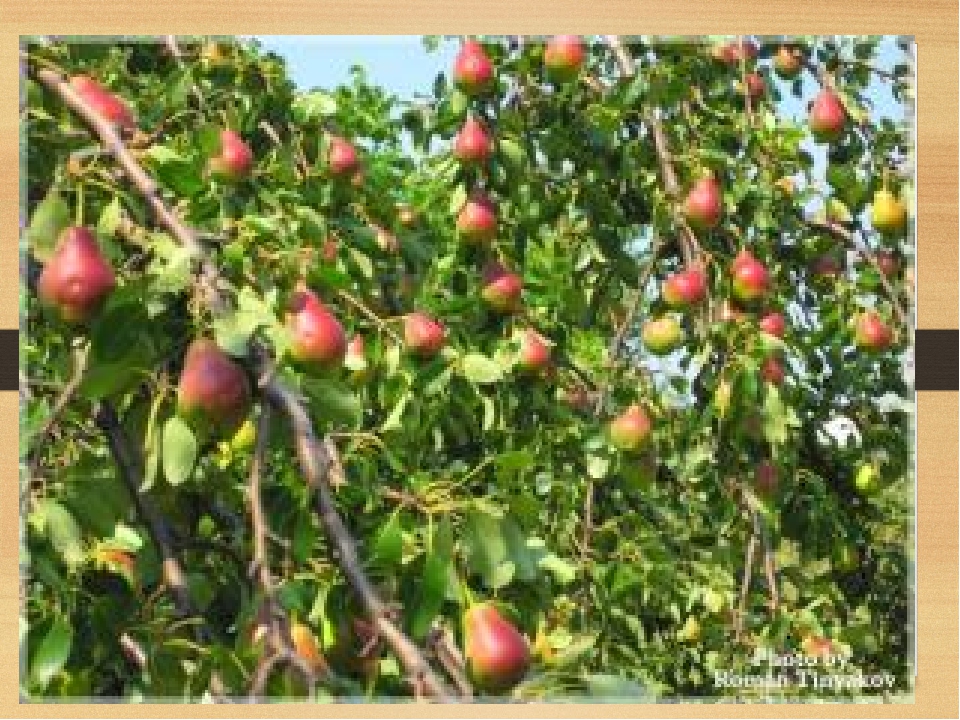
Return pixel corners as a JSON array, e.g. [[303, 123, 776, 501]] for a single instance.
[[21, 34, 914, 702]]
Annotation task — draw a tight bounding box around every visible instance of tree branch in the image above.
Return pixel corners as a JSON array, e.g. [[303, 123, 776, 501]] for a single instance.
[[35, 63, 457, 702], [94, 401, 227, 700], [260, 378, 455, 700], [604, 36, 698, 266]]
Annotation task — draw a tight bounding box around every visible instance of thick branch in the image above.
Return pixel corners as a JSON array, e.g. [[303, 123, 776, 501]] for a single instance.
[[261, 379, 455, 701]]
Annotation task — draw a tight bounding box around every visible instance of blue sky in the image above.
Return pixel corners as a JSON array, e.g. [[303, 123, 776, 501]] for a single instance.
[[256, 35, 907, 124]]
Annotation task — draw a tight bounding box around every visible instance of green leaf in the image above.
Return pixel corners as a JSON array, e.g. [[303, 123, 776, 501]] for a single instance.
[[97, 196, 123, 238], [27, 189, 70, 262], [380, 391, 411, 433], [292, 90, 338, 123], [371, 512, 403, 568], [162, 416, 198, 485], [586, 453, 610, 480], [410, 551, 450, 639], [461, 353, 503, 384], [300, 379, 362, 427], [33, 500, 84, 568], [538, 553, 578, 585], [30, 617, 73, 690], [448, 184, 467, 216]]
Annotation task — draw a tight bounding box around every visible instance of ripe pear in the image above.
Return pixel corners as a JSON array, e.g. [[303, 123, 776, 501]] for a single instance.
[[463, 603, 531, 694], [404, 312, 445, 358], [543, 35, 586, 82], [453, 117, 492, 164], [285, 286, 347, 368], [870, 189, 907, 236], [683, 177, 723, 230], [177, 338, 251, 437], [453, 40, 495, 95], [327, 135, 360, 177], [609, 404, 652, 451], [773, 45, 802, 79], [662, 267, 707, 307], [456, 192, 497, 244], [69, 75, 136, 130], [809, 89, 847, 143], [207, 129, 253, 181], [481, 261, 522, 313], [516, 329, 551, 373], [37, 226, 116, 324], [853, 311, 893, 351]]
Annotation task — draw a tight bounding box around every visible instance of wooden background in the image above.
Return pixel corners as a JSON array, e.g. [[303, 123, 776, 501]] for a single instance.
[[1, 1, 957, 716]]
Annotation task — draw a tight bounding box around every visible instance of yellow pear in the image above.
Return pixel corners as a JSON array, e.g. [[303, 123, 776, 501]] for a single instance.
[[870, 189, 907, 236]]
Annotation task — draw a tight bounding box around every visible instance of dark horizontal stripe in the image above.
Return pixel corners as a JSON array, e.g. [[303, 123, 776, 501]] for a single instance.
[[3, 329, 956, 392], [0, 329, 16, 391], [915, 329, 959, 391]]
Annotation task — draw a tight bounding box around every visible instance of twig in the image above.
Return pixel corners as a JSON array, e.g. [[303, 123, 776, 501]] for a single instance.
[[33, 68, 226, 314], [336, 289, 402, 343], [28, 343, 89, 461], [804, 216, 908, 327], [603, 36, 698, 266], [426, 625, 474, 700], [94, 401, 227, 700], [734, 532, 758, 642], [580, 481, 595, 565], [245, 405, 322, 700]]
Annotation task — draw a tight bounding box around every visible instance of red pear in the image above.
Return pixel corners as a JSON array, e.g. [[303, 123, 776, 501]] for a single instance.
[[711, 39, 758, 65], [683, 177, 723, 230], [754, 460, 778, 497], [344, 334, 371, 382], [207, 129, 253, 181], [285, 286, 347, 368], [662, 266, 707, 307], [463, 603, 530, 694], [328, 136, 360, 177], [809, 89, 847, 143], [873, 251, 900, 277], [37, 226, 116, 324], [517, 329, 551, 373], [853, 311, 892, 351], [810, 254, 842, 280], [760, 356, 785, 386], [456, 192, 497, 244], [744, 72, 766, 99], [731, 253, 769, 302], [609, 404, 652, 451], [759, 312, 786, 338], [69, 75, 136, 130], [404, 312, 445, 358], [544, 35, 586, 82], [454, 40, 495, 96], [177, 338, 251, 436], [481, 262, 522, 313], [454, 117, 492, 164]]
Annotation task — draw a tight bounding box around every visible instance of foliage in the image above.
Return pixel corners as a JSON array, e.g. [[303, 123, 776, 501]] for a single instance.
[[22, 35, 914, 702]]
